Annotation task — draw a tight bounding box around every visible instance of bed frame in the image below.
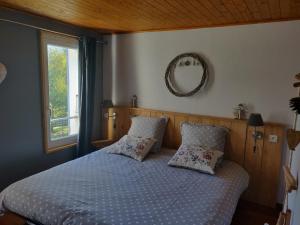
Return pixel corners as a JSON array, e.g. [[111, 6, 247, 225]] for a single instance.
[[102, 107, 285, 208], [0, 106, 284, 225]]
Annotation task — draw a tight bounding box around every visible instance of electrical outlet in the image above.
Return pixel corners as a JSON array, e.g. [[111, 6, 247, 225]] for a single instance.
[[269, 134, 278, 143]]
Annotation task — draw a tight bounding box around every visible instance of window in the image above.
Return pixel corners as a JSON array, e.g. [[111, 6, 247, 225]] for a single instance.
[[41, 31, 80, 153]]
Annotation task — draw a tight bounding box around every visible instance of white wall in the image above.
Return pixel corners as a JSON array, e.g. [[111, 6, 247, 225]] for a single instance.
[[104, 21, 300, 126], [103, 20, 300, 223]]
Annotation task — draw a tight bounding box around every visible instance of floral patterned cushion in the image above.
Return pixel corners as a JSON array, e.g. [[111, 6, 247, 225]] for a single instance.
[[128, 116, 168, 153], [181, 122, 229, 152], [104, 135, 156, 161], [168, 144, 224, 174]]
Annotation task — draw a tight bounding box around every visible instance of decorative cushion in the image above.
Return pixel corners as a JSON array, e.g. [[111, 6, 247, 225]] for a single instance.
[[181, 122, 229, 152], [128, 116, 168, 152], [104, 135, 156, 161], [168, 144, 224, 174]]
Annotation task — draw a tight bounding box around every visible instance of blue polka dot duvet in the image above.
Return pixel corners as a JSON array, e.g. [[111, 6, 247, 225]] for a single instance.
[[0, 148, 249, 225]]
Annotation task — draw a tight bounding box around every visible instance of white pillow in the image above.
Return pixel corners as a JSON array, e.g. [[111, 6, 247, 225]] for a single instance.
[[181, 122, 229, 152], [168, 144, 224, 175], [128, 116, 168, 152], [104, 135, 156, 161]]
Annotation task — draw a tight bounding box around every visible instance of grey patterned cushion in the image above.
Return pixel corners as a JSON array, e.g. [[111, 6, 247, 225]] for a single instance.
[[128, 116, 168, 152], [104, 135, 156, 161], [168, 144, 224, 174], [181, 122, 229, 152]]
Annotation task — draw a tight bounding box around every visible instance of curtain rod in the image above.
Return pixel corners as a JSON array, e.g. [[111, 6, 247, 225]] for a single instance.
[[0, 18, 107, 44]]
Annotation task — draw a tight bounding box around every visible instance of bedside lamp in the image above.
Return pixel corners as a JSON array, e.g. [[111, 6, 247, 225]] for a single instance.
[[248, 113, 264, 152]]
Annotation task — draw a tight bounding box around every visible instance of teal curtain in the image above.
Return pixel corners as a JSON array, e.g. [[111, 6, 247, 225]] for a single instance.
[[76, 37, 96, 157]]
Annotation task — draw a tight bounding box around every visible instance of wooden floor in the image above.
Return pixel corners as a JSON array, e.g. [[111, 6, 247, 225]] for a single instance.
[[0, 200, 280, 225], [232, 200, 280, 225]]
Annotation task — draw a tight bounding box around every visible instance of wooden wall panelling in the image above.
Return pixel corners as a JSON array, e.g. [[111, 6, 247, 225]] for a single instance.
[[129, 108, 151, 117], [173, 114, 189, 148], [187, 115, 203, 123], [259, 125, 283, 207], [107, 107, 130, 140], [243, 124, 283, 207], [227, 120, 248, 164], [151, 111, 176, 149], [243, 126, 265, 201], [102, 108, 109, 140]]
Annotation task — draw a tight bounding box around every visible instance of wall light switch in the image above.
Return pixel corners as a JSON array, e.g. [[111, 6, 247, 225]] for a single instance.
[[269, 134, 278, 143]]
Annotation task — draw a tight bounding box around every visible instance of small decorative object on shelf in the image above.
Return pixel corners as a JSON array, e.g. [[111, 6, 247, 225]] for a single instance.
[[131, 95, 137, 108], [233, 103, 248, 119]]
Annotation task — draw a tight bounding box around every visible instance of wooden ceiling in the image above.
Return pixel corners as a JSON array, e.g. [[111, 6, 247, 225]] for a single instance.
[[1, 0, 300, 33]]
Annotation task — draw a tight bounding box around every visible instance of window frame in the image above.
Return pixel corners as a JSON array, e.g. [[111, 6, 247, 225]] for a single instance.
[[40, 31, 80, 153]]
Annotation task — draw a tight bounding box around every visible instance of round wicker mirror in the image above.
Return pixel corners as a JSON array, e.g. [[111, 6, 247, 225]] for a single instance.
[[165, 53, 208, 97]]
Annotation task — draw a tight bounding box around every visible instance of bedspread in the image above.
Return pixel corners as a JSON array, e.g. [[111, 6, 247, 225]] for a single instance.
[[0, 148, 249, 225]]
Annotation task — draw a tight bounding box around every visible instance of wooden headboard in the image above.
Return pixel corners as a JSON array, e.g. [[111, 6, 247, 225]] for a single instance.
[[102, 107, 284, 208]]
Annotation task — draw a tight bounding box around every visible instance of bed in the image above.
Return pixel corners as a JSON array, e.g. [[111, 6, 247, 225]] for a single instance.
[[0, 147, 249, 225]]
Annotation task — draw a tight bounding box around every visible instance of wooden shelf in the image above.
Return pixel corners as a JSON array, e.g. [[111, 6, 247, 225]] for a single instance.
[[283, 166, 298, 193], [287, 129, 300, 150], [276, 210, 292, 225], [92, 139, 116, 149]]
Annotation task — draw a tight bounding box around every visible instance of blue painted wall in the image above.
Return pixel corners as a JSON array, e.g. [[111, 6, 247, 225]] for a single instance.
[[0, 8, 103, 191]]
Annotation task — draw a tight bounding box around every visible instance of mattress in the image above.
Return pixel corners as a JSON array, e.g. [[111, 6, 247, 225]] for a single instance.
[[0, 147, 249, 225]]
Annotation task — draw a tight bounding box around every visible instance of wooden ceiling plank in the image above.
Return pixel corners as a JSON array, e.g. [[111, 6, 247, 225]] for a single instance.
[[268, 0, 281, 19], [244, 0, 262, 20], [221, 0, 246, 22], [67, 0, 132, 30], [144, 0, 193, 28], [172, 0, 216, 26], [97, 0, 164, 30], [177, 0, 217, 26], [232, 0, 254, 21], [1, 0, 300, 33], [164, 0, 206, 26], [200, 0, 233, 24], [291, 0, 300, 17], [188, 0, 221, 25], [280, 0, 291, 18], [209, 0, 238, 23], [126, 0, 175, 28], [145, 0, 182, 25], [255, 0, 272, 19], [1, 0, 127, 31]]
